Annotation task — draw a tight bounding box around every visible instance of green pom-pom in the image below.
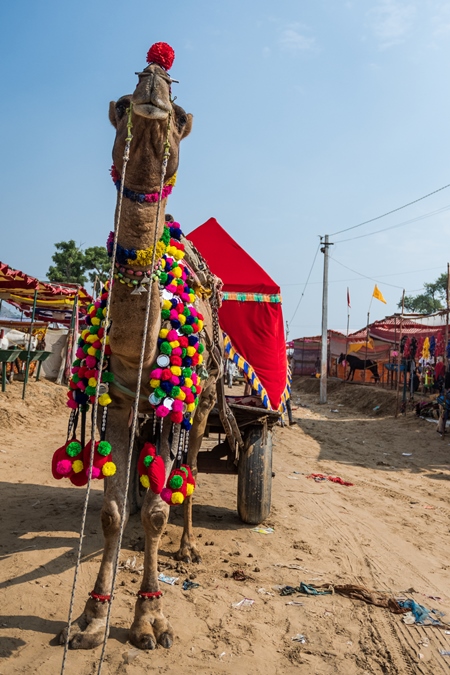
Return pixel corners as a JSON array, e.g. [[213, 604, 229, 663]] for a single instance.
[[191, 386, 197, 394], [182, 325, 193, 335], [180, 466, 189, 477], [182, 368, 192, 377], [89, 325, 99, 334], [85, 386, 96, 396], [159, 271, 168, 284], [66, 441, 82, 457], [160, 342, 172, 355], [198, 343, 204, 354], [162, 227, 171, 245], [143, 455, 154, 467], [155, 387, 166, 400], [182, 308, 190, 317], [83, 344, 90, 354], [171, 386, 181, 397], [161, 309, 171, 320], [73, 358, 81, 367], [97, 441, 111, 456], [102, 371, 114, 383], [181, 348, 187, 358], [96, 308, 104, 319], [71, 373, 80, 384], [169, 474, 183, 489]]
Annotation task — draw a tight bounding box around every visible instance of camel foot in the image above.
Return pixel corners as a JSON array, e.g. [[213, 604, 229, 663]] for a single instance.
[[58, 599, 109, 650], [174, 543, 202, 564], [130, 609, 174, 651]]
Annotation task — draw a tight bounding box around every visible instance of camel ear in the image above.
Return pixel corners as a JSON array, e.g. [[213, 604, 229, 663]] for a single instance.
[[109, 101, 117, 128], [181, 113, 193, 139]]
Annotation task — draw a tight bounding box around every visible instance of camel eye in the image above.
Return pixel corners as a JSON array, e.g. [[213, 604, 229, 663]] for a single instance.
[[116, 99, 130, 120]]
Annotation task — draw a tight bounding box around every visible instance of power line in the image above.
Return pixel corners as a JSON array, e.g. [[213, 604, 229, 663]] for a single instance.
[[330, 256, 404, 289], [334, 204, 450, 244], [289, 243, 321, 325], [329, 182, 450, 237], [280, 264, 446, 287]]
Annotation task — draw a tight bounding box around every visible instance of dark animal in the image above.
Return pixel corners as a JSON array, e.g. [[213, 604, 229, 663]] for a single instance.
[[338, 353, 380, 382]]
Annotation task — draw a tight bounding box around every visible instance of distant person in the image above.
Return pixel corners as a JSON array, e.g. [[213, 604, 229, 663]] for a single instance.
[[314, 356, 321, 377], [434, 357, 445, 392], [224, 359, 236, 389]]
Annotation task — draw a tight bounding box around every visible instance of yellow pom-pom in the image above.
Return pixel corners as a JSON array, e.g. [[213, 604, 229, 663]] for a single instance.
[[102, 307, 107, 317], [198, 354, 203, 365], [87, 346, 97, 356], [150, 378, 160, 389], [176, 390, 186, 401], [81, 329, 90, 340], [161, 258, 166, 269], [186, 483, 194, 496], [184, 377, 193, 388], [171, 491, 184, 505], [197, 320, 204, 331], [86, 334, 97, 344], [186, 347, 195, 357], [178, 314, 186, 325], [186, 403, 195, 413], [162, 299, 171, 310], [91, 317, 101, 326], [159, 329, 169, 339], [99, 393, 112, 406], [169, 340, 180, 348], [171, 366, 181, 376], [140, 474, 150, 489], [104, 336, 110, 345], [173, 250, 184, 261], [72, 459, 84, 473], [102, 461, 116, 477], [88, 377, 97, 387], [172, 267, 182, 278]]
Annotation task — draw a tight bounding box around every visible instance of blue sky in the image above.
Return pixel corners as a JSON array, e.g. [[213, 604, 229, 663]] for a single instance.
[[1, 0, 450, 337]]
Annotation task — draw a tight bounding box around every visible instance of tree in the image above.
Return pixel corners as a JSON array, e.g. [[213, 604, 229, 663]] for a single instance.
[[47, 240, 87, 285], [83, 246, 110, 285], [47, 241, 110, 289], [401, 272, 448, 313]]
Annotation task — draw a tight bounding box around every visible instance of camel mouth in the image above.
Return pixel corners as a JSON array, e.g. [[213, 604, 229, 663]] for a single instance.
[[133, 103, 170, 120]]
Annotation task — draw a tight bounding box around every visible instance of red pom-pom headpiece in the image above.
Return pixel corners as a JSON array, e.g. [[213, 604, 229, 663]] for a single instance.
[[146, 42, 175, 71]]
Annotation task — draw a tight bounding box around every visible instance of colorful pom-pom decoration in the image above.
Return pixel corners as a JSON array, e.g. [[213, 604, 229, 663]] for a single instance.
[[146, 42, 175, 71], [160, 465, 196, 505], [82, 440, 116, 480], [137, 443, 166, 494], [51, 439, 88, 487]]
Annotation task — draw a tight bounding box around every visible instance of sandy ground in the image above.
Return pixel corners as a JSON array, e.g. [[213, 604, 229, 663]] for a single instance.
[[1, 377, 450, 674]]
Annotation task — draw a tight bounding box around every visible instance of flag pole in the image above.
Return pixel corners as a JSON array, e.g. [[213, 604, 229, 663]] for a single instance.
[[344, 287, 350, 380], [395, 290, 405, 417]]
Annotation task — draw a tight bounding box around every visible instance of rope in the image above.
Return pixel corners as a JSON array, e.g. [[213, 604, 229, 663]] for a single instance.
[[60, 105, 134, 675], [96, 109, 173, 675]]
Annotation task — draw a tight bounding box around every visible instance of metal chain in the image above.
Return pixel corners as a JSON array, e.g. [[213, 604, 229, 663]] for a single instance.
[[97, 110, 173, 675], [60, 105, 134, 675]]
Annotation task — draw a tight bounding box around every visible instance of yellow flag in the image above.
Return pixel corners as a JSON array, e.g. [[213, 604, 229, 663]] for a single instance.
[[372, 284, 386, 304]]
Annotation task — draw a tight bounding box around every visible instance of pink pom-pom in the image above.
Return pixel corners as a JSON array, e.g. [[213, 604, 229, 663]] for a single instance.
[[85, 355, 97, 368], [170, 375, 180, 385], [167, 284, 178, 294], [172, 399, 183, 412], [167, 329, 179, 342], [172, 347, 182, 356], [181, 293, 191, 302], [67, 399, 77, 409], [56, 459, 72, 476], [160, 487, 172, 504], [87, 466, 101, 479], [169, 309, 178, 320], [76, 347, 85, 359], [156, 404, 170, 418], [150, 368, 163, 379], [77, 380, 86, 390]]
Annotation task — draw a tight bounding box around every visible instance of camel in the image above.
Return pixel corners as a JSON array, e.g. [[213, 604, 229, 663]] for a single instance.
[[60, 45, 221, 651]]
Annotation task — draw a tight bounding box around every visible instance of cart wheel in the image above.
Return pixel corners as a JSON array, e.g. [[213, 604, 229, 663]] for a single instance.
[[237, 426, 272, 525]]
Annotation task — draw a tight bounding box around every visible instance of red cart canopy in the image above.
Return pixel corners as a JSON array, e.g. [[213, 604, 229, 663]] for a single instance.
[[187, 218, 288, 411]]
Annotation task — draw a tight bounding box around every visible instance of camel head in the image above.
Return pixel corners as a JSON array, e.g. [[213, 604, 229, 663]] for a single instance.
[[109, 43, 192, 193]]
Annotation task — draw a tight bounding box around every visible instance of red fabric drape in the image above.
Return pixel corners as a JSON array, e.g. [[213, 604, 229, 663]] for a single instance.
[[187, 218, 287, 409]]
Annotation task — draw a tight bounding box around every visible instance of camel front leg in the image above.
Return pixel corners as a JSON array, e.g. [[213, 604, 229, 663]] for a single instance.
[[175, 381, 216, 563], [129, 491, 173, 650], [59, 405, 130, 650]]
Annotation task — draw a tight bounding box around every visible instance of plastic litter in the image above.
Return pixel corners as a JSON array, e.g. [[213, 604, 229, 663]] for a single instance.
[[398, 599, 445, 625], [439, 650, 450, 656], [251, 526, 274, 534], [158, 573, 179, 585], [402, 453, 413, 457], [122, 648, 140, 664], [258, 588, 275, 596], [232, 598, 254, 609], [182, 579, 200, 591], [286, 601, 304, 606], [291, 634, 307, 643]]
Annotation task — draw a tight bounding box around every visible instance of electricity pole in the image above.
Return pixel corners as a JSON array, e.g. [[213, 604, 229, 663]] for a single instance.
[[320, 235, 333, 404]]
